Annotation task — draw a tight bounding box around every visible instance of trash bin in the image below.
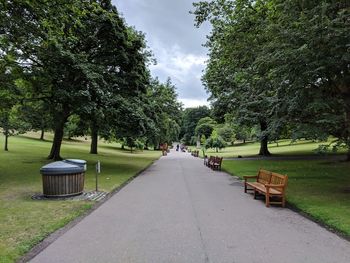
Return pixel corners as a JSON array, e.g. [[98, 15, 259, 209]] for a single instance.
[[64, 159, 87, 171], [40, 161, 85, 197]]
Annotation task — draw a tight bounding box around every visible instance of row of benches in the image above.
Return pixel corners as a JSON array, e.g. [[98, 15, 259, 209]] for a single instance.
[[203, 156, 223, 170], [190, 150, 199, 157], [189, 150, 288, 207]]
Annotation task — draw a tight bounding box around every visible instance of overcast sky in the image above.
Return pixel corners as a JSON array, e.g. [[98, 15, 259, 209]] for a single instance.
[[113, 0, 211, 108]]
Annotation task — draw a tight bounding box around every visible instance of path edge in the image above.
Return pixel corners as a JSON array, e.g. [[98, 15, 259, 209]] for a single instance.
[[18, 158, 160, 263]]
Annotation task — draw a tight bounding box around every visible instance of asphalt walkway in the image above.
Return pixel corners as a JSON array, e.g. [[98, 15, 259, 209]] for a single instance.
[[30, 149, 350, 263]]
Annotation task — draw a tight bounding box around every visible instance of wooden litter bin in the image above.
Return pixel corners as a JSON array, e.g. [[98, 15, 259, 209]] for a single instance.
[[40, 161, 85, 197]]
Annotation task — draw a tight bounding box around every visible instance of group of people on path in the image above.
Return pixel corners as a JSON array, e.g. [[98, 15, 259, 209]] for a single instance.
[[176, 143, 186, 152]]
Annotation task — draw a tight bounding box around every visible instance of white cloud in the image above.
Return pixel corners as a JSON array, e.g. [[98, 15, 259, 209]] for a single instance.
[[113, 0, 211, 103], [180, 98, 209, 108], [150, 44, 206, 82], [149, 42, 208, 100]]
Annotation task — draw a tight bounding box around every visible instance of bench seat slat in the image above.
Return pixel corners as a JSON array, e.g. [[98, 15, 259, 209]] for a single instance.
[[254, 185, 282, 195]]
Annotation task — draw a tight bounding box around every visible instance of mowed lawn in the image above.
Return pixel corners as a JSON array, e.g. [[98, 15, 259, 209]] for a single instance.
[[222, 158, 350, 237], [0, 134, 161, 263]]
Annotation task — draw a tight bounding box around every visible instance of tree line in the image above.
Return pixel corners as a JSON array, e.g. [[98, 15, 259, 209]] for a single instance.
[[180, 106, 261, 153], [191, 0, 350, 160], [0, 0, 182, 159]]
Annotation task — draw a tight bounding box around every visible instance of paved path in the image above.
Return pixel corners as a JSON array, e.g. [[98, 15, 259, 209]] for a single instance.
[[30, 150, 350, 263]]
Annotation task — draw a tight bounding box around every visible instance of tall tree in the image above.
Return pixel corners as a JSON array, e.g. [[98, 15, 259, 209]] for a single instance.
[[143, 78, 182, 148], [193, 0, 350, 158], [193, 0, 275, 155], [0, 48, 25, 151], [265, 0, 350, 159], [1, 0, 151, 160], [180, 106, 211, 144]]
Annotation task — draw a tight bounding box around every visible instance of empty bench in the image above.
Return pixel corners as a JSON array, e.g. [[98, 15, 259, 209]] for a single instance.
[[243, 169, 288, 207]]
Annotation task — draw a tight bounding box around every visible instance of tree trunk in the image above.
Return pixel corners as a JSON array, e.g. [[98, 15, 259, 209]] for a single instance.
[[338, 83, 350, 161], [343, 92, 350, 162], [90, 124, 98, 154], [48, 125, 64, 160], [4, 129, 9, 151], [48, 112, 69, 160], [259, 120, 271, 156], [344, 96, 350, 161], [40, 129, 45, 140]]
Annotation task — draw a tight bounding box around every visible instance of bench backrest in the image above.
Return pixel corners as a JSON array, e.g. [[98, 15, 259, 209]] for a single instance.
[[270, 172, 288, 187], [257, 169, 271, 184], [216, 156, 223, 164]]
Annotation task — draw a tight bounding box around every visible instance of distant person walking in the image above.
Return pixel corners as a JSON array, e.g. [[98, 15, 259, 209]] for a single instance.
[[176, 144, 179, 151]]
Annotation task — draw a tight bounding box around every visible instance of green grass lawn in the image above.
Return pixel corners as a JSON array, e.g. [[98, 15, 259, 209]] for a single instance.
[[0, 133, 161, 263], [222, 159, 350, 236], [200, 139, 346, 158]]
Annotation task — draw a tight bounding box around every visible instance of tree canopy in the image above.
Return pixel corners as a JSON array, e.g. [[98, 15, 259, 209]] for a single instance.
[[0, 0, 183, 158], [193, 0, 350, 158]]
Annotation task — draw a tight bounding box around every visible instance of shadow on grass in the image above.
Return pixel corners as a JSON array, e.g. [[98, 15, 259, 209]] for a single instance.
[[268, 140, 329, 149], [20, 135, 50, 143]]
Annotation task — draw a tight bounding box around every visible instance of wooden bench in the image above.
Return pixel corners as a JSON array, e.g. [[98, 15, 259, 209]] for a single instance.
[[243, 169, 288, 207], [204, 155, 208, 165], [191, 150, 199, 157], [207, 156, 215, 167], [205, 156, 213, 166], [211, 156, 223, 170]]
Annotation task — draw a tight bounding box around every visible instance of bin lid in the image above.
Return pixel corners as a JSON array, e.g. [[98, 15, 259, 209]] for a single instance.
[[64, 159, 87, 165], [40, 161, 84, 175]]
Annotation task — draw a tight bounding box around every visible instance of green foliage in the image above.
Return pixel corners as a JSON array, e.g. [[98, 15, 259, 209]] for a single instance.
[[64, 115, 82, 139], [205, 129, 226, 152], [181, 106, 211, 144], [0, 0, 155, 159], [200, 134, 206, 145], [143, 78, 182, 148], [217, 125, 234, 144], [195, 116, 217, 138]]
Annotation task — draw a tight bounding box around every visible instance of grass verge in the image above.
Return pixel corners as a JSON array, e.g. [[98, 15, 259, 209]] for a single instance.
[[222, 159, 350, 237], [0, 134, 160, 263]]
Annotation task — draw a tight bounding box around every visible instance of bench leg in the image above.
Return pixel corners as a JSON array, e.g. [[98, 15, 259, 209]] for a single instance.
[[254, 190, 257, 199], [265, 193, 270, 207], [282, 195, 286, 208]]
